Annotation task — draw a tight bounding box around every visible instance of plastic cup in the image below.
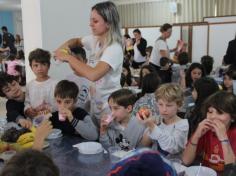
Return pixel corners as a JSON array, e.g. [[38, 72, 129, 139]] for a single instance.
[[58, 113, 66, 121], [108, 146, 121, 163]]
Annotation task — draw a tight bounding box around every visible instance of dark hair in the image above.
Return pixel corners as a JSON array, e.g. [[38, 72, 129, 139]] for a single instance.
[[133, 28, 141, 34], [1, 26, 7, 32], [0, 73, 17, 97], [8, 54, 16, 61], [178, 52, 189, 65], [201, 55, 214, 75], [185, 62, 205, 88], [224, 68, 236, 80], [124, 34, 131, 39], [160, 23, 172, 33], [141, 73, 161, 95], [187, 77, 219, 137], [54, 80, 79, 100], [70, 46, 86, 61], [145, 46, 153, 54], [160, 57, 170, 67], [193, 77, 219, 107], [139, 65, 156, 88], [108, 89, 137, 108], [28, 48, 51, 66], [16, 50, 25, 60], [0, 149, 59, 176], [122, 63, 132, 86], [202, 91, 236, 127]]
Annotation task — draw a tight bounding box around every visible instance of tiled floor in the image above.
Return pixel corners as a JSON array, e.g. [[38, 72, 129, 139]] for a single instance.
[[0, 97, 7, 117]]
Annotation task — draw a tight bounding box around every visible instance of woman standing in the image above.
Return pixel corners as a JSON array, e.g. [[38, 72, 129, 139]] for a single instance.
[[54, 1, 123, 127], [149, 23, 176, 72]]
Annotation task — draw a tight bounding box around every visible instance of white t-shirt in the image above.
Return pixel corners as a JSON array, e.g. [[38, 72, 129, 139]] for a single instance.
[[66, 73, 91, 111], [81, 35, 123, 123], [150, 38, 170, 66], [24, 78, 58, 113], [133, 43, 146, 63]]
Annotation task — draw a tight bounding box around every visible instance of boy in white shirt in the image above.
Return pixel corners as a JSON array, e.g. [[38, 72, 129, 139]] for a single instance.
[[24, 48, 58, 118], [139, 83, 189, 158]]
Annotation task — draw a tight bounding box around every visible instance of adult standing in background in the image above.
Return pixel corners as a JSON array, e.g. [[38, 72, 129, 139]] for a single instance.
[[149, 23, 176, 72], [1, 26, 17, 55], [224, 34, 236, 67], [132, 29, 147, 69], [15, 34, 24, 51], [54, 1, 123, 127]]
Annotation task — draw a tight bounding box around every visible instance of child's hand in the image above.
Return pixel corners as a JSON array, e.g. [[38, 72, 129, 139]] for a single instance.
[[194, 119, 212, 139], [18, 119, 32, 129], [25, 107, 38, 118], [137, 107, 151, 121], [211, 119, 228, 141], [33, 120, 52, 150], [59, 108, 73, 122], [100, 115, 111, 135]]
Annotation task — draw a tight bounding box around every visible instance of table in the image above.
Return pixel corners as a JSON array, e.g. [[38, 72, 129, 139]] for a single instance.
[[44, 135, 111, 176]]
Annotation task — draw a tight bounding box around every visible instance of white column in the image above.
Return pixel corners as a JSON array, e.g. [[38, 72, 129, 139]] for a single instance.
[[21, 0, 102, 82]]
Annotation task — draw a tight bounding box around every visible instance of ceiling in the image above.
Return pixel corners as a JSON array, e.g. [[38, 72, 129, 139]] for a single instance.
[[0, 0, 21, 11]]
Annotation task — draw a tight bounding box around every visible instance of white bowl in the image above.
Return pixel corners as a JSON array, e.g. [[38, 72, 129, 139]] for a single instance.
[[185, 166, 217, 176], [74, 142, 103, 155]]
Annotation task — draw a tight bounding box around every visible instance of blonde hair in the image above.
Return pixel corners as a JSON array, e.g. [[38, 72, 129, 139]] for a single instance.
[[92, 1, 122, 58], [155, 83, 184, 106]]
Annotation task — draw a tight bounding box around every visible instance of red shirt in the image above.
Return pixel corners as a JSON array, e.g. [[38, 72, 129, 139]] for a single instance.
[[196, 128, 236, 172]]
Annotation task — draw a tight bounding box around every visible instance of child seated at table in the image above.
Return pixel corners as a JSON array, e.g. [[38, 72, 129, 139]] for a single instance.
[[139, 83, 189, 158], [131, 72, 161, 118], [158, 57, 172, 84], [50, 80, 98, 140], [24, 48, 58, 118], [182, 91, 236, 173], [222, 68, 236, 93], [100, 89, 148, 150], [0, 72, 32, 128]]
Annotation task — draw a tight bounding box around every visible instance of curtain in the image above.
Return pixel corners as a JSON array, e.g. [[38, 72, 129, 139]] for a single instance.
[[116, 0, 216, 27], [216, 0, 236, 16]]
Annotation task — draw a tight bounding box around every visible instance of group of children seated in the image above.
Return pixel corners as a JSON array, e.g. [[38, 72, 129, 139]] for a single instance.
[[0, 46, 236, 175]]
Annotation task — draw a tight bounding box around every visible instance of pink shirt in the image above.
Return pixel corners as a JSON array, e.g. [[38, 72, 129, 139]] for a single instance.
[[6, 60, 20, 76]]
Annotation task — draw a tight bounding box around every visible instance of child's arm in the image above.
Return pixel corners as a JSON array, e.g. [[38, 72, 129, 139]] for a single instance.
[[140, 129, 153, 147], [62, 108, 98, 140], [148, 120, 188, 154], [24, 85, 38, 118], [99, 115, 114, 149], [211, 119, 236, 164], [33, 120, 52, 150], [72, 115, 98, 140], [182, 119, 212, 165]]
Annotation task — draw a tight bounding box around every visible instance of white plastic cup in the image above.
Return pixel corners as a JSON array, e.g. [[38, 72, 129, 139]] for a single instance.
[[108, 146, 121, 163], [58, 113, 66, 121]]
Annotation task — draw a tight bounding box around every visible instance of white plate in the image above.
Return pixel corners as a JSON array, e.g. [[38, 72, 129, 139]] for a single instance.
[[73, 142, 103, 155], [185, 166, 217, 176], [47, 129, 62, 140]]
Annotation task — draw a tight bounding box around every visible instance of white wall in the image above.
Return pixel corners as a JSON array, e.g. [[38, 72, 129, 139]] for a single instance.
[[12, 10, 23, 36], [192, 25, 208, 63], [21, 0, 102, 82]]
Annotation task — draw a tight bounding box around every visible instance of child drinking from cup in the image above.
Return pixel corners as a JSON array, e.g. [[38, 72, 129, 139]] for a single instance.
[[50, 80, 98, 140], [100, 89, 148, 150]]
